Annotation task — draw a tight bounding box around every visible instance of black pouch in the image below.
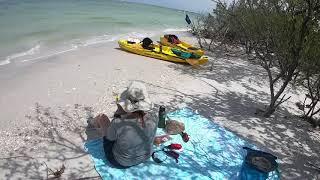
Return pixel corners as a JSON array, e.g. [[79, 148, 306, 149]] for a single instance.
[[243, 147, 278, 173]]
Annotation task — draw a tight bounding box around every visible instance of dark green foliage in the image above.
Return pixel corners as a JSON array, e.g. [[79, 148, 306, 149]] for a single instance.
[[195, 0, 320, 117]]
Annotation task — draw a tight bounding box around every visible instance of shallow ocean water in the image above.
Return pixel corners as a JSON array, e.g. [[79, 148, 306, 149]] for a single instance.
[[0, 0, 194, 66]]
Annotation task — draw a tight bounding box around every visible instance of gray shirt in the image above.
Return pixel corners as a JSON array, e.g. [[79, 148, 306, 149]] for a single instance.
[[105, 113, 158, 167]]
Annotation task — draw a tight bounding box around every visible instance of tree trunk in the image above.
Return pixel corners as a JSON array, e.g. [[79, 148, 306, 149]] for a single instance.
[[264, 107, 276, 117], [208, 39, 214, 51], [263, 68, 295, 117], [197, 36, 203, 48], [263, 99, 276, 117]]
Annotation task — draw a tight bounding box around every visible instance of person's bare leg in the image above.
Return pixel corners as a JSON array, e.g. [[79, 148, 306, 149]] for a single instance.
[[93, 114, 111, 136]]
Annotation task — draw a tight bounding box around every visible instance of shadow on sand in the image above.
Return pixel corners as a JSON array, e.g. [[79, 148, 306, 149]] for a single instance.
[[0, 103, 101, 179], [0, 54, 319, 179], [157, 56, 320, 179], [139, 55, 319, 179]]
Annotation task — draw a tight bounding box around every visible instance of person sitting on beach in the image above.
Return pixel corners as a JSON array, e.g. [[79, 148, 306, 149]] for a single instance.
[[92, 81, 158, 168]]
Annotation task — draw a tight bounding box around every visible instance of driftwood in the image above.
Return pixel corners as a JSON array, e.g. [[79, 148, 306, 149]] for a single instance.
[[43, 162, 65, 179]]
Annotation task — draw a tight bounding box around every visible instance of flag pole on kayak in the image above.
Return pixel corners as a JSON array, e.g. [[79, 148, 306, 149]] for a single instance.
[[185, 14, 191, 25]]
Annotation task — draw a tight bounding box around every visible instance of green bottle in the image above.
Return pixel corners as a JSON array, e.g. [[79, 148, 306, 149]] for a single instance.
[[158, 105, 166, 128]]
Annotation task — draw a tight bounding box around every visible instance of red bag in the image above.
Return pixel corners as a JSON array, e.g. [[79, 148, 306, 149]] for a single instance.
[[167, 143, 182, 150]]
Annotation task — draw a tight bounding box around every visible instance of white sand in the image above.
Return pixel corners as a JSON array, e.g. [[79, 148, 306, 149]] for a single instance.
[[0, 37, 319, 179]]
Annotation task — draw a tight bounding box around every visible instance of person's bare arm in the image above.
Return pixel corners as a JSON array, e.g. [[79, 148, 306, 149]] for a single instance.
[[94, 114, 111, 136]]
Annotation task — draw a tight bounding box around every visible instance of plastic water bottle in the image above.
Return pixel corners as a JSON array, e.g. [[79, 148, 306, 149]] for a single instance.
[[158, 105, 166, 128]]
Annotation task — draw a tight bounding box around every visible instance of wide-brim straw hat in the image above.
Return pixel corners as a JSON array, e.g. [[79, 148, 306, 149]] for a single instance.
[[118, 81, 153, 112]]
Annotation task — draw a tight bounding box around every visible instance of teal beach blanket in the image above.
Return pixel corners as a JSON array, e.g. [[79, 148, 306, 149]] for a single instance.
[[84, 108, 280, 180]]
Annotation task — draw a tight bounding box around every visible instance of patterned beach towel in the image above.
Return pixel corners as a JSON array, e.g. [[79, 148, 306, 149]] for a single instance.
[[84, 108, 280, 180]]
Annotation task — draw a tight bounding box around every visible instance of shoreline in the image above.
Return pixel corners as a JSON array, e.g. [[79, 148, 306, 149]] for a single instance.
[[0, 28, 191, 68]]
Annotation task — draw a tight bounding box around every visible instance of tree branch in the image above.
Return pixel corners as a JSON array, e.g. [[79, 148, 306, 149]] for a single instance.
[[311, 106, 320, 116], [274, 94, 291, 109]]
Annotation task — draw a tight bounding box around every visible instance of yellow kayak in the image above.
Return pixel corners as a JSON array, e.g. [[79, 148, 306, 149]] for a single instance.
[[160, 35, 205, 57], [118, 40, 208, 66]]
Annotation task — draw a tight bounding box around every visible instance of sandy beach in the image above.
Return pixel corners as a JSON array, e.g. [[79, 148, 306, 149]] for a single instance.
[[0, 35, 319, 179]]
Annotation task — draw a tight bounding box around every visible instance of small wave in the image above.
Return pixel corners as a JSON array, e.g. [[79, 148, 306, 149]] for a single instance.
[[0, 44, 40, 66], [77, 31, 155, 47], [126, 31, 155, 38], [22, 47, 77, 63], [109, 31, 156, 42], [9, 44, 40, 59], [0, 59, 10, 66], [82, 34, 115, 46], [19, 31, 154, 63], [163, 28, 190, 33]]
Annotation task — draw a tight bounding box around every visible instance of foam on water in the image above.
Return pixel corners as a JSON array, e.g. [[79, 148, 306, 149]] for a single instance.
[[0, 59, 10, 66], [0, 44, 40, 66], [20, 31, 157, 63], [79, 31, 155, 47], [1, 28, 192, 65], [21, 47, 77, 63], [163, 28, 190, 32]]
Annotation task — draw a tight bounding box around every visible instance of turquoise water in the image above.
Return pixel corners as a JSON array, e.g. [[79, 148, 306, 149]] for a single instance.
[[0, 0, 193, 66]]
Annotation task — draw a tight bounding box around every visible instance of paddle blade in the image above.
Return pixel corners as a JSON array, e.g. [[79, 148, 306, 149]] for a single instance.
[[186, 59, 199, 66]]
